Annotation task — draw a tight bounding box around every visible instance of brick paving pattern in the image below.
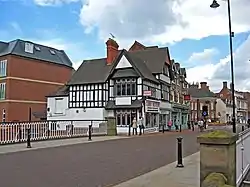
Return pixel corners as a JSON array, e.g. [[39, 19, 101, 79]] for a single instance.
[[0, 131, 200, 187]]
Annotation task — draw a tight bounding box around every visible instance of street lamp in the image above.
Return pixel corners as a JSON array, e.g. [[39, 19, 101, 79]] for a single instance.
[[210, 0, 236, 133]]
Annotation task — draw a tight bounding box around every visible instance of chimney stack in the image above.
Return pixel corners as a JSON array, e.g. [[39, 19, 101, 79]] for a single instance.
[[106, 38, 119, 65], [223, 81, 227, 89], [200, 82, 207, 90]]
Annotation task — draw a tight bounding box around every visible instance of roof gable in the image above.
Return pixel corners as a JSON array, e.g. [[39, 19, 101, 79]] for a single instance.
[[115, 55, 132, 69], [108, 50, 158, 83]]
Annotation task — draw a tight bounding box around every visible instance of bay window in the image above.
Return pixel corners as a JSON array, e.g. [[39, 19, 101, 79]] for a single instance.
[[115, 78, 136, 96]]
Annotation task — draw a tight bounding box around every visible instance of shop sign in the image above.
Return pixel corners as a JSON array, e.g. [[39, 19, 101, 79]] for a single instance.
[[143, 90, 152, 96], [184, 95, 191, 101], [145, 100, 160, 113]]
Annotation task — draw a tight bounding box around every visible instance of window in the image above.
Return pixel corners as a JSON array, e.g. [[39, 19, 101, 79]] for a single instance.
[[24, 42, 34, 53], [161, 84, 169, 101], [115, 78, 136, 96], [0, 83, 6, 100], [163, 65, 169, 76], [0, 60, 7, 77], [116, 110, 136, 126], [55, 98, 64, 114], [69, 84, 105, 108]]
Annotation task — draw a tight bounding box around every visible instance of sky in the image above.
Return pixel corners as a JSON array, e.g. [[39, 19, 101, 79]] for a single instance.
[[1, 0, 250, 92]]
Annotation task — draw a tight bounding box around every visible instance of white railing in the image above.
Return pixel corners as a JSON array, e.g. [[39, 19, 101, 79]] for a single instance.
[[236, 128, 250, 186], [0, 120, 107, 145]]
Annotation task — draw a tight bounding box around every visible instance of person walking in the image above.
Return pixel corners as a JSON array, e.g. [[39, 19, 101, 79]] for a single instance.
[[132, 117, 138, 135], [138, 116, 143, 135], [167, 120, 172, 131]]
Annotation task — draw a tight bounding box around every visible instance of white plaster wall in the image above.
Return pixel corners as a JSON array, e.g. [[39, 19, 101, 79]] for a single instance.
[[138, 78, 142, 95], [216, 99, 227, 122], [115, 55, 132, 69], [47, 97, 105, 128]]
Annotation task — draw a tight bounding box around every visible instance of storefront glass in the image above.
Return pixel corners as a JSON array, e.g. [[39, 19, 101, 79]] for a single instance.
[[145, 113, 158, 128]]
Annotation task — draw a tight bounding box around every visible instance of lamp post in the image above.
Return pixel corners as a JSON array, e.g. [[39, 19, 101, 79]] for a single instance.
[[210, 0, 236, 133]]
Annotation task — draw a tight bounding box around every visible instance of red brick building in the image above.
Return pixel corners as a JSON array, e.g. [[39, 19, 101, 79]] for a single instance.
[[0, 39, 73, 122]]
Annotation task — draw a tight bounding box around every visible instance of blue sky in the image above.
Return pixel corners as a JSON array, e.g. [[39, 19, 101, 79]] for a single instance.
[[1, 0, 250, 91]]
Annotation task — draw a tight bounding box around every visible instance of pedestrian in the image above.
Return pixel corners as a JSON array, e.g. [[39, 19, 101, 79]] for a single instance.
[[187, 121, 191, 129], [191, 121, 195, 131], [174, 120, 179, 131], [138, 116, 143, 135], [167, 120, 172, 131], [132, 117, 138, 135]]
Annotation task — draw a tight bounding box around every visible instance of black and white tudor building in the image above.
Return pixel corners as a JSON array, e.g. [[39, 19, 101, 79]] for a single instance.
[[47, 39, 189, 133]]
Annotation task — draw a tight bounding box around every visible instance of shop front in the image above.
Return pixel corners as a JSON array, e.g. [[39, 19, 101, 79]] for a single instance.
[[159, 101, 172, 131], [171, 103, 189, 130], [144, 99, 160, 133]]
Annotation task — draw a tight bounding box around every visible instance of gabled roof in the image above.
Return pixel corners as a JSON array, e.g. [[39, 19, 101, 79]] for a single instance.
[[68, 46, 167, 85], [130, 47, 170, 73], [108, 50, 158, 83], [47, 85, 69, 97], [67, 58, 113, 85], [188, 87, 216, 98], [0, 39, 73, 68]]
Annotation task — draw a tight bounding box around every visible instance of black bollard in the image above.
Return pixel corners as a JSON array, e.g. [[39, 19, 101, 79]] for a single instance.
[[176, 137, 184, 168], [162, 124, 165, 133], [88, 125, 92, 141], [179, 124, 182, 132], [27, 128, 31, 148]]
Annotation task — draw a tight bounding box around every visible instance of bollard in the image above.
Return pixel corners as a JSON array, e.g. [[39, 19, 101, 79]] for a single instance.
[[26, 128, 31, 148], [88, 125, 92, 141], [162, 124, 165, 133], [176, 137, 184, 168], [179, 124, 182, 132]]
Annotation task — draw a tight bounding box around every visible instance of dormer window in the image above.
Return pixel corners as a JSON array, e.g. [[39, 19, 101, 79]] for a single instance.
[[24, 42, 34, 53], [50, 50, 56, 55], [35, 46, 40, 51]]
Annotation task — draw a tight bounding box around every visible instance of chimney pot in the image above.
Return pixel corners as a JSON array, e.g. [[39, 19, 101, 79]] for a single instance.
[[200, 82, 207, 89], [106, 38, 119, 65], [223, 81, 227, 88]]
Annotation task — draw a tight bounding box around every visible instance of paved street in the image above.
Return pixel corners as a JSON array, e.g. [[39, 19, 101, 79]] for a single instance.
[[0, 131, 199, 187]]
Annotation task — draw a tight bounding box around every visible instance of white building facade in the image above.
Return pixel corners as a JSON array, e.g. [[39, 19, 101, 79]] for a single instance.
[[216, 98, 233, 123], [47, 39, 176, 134]]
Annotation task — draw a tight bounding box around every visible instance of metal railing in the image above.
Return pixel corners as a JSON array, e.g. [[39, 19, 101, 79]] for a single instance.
[[0, 120, 107, 145], [236, 128, 250, 186]]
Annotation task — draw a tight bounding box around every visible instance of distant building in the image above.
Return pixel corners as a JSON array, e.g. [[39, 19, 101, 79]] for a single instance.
[[188, 82, 217, 122], [0, 39, 73, 122], [218, 81, 248, 123], [47, 39, 189, 133], [215, 96, 233, 123]]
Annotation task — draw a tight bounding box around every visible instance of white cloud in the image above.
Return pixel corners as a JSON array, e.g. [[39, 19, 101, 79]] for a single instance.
[[186, 34, 250, 91], [79, 0, 250, 45], [34, 0, 79, 6], [28, 38, 86, 69], [188, 48, 219, 64]]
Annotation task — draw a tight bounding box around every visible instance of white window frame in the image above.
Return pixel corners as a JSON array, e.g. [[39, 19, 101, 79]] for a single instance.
[[0, 60, 7, 77], [54, 98, 64, 114], [0, 83, 6, 100], [24, 42, 34, 53]]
